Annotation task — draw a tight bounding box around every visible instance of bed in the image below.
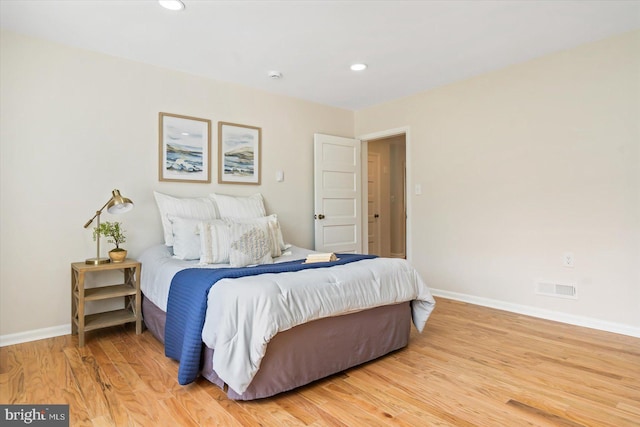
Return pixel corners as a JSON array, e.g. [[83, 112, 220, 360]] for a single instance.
[[140, 192, 436, 400]]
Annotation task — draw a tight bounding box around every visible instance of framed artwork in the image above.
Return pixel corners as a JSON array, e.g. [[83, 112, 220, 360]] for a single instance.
[[218, 122, 261, 185], [159, 112, 211, 183]]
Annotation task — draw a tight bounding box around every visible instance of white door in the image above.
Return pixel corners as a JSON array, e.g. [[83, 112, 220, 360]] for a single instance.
[[367, 152, 381, 255], [313, 134, 362, 253]]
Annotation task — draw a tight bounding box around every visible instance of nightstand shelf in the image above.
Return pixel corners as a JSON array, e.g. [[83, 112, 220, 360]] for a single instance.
[[71, 259, 141, 347], [82, 309, 138, 331], [83, 284, 137, 301]]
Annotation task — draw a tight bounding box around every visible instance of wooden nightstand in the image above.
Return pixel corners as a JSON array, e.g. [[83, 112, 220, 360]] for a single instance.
[[71, 259, 142, 347]]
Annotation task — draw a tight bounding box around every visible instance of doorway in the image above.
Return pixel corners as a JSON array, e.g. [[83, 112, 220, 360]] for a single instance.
[[366, 135, 406, 258]]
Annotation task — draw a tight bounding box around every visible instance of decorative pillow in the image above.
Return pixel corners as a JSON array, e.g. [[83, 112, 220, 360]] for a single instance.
[[228, 222, 273, 267], [198, 220, 232, 264], [209, 193, 266, 219], [154, 191, 218, 246], [168, 216, 203, 260], [225, 214, 286, 257]]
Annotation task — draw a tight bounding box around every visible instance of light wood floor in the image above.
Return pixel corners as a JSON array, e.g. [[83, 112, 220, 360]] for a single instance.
[[1, 297, 639, 426]]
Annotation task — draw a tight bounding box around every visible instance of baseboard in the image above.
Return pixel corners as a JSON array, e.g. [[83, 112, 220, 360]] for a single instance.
[[3, 291, 639, 345], [430, 289, 640, 339], [0, 324, 71, 347]]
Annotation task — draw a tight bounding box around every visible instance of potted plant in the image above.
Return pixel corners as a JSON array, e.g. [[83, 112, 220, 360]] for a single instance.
[[94, 221, 128, 263]]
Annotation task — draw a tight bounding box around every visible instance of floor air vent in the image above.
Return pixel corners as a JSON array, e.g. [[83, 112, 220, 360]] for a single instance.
[[536, 281, 577, 299]]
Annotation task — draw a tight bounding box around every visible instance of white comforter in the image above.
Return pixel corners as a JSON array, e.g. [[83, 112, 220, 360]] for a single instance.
[[140, 245, 435, 394]]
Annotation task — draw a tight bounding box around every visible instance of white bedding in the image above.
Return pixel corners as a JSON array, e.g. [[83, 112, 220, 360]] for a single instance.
[[139, 244, 435, 394]]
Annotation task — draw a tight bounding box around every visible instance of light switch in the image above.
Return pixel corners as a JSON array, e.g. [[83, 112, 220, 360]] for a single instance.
[[276, 170, 284, 182], [415, 184, 422, 195]]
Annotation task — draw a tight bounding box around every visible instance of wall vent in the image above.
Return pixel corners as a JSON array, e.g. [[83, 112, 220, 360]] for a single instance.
[[536, 281, 577, 299]]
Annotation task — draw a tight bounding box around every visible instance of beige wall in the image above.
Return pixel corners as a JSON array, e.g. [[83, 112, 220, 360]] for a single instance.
[[0, 31, 353, 337], [356, 31, 640, 331]]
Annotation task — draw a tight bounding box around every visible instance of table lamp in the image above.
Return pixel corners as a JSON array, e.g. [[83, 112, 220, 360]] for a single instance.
[[83, 189, 134, 265]]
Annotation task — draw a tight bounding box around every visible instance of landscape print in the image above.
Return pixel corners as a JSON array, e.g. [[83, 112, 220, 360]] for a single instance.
[[159, 113, 211, 183], [218, 122, 261, 184]]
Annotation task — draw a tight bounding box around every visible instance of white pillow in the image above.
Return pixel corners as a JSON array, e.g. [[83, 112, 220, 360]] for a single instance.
[[198, 220, 232, 264], [228, 222, 273, 267], [154, 191, 218, 246], [209, 193, 266, 219], [225, 214, 285, 257], [168, 216, 202, 260]]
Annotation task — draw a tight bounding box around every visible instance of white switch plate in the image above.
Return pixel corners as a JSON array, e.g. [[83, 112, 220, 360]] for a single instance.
[[563, 252, 575, 268], [415, 184, 422, 195]]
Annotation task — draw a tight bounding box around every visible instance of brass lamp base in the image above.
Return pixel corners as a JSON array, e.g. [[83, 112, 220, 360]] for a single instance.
[[85, 257, 111, 265]]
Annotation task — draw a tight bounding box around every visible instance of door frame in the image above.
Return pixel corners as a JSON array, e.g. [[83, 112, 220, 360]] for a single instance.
[[357, 126, 412, 261]]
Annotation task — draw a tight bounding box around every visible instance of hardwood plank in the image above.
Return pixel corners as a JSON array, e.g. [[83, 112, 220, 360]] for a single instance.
[[63, 345, 113, 423], [1, 297, 638, 426], [300, 385, 401, 427], [506, 399, 587, 427], [274, 390, 348, 426], [0, 344, 24, 404], [159, 395, 200, 427], [236, 393, 307, 426], [172, 383, 244, 427], [90, 339, 151, 426], [197, 380, 265, 426], [78, 341, 134, 426], [20, 342, 51, 404]]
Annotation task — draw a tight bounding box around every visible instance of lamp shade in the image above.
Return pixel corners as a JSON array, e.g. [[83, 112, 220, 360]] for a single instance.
[[106, 189, 134, 214]]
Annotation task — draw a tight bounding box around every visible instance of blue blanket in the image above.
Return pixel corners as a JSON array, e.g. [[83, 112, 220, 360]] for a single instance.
[[165, 254, 376, 385]]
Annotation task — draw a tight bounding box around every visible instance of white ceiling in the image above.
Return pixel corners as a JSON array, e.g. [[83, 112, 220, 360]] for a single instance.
[[1, 0, 639, 111]]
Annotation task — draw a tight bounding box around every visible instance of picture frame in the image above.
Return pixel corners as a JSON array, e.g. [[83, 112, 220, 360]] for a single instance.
[[159, 112, 211, 183], [218, 122, 262, 185]]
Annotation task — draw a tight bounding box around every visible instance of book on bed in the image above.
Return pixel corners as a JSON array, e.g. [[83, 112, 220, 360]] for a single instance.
[[304, 252, 337, 263]]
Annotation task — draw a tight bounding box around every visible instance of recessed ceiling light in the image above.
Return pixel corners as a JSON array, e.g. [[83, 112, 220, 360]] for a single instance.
[[350, 63, 368, 71], [268, 70, 283, 79], [159, 0, 185, 11]]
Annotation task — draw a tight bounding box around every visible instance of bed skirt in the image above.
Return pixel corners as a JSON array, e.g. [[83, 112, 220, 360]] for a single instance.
[[142, 295, 411, 400]]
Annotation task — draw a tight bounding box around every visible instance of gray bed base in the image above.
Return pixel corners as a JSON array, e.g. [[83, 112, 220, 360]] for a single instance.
[[142, 295, 411, 400]]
